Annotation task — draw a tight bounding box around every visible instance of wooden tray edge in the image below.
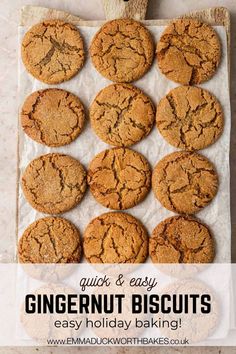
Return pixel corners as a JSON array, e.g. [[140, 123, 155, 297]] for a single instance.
[[20, 5, 230, 28]]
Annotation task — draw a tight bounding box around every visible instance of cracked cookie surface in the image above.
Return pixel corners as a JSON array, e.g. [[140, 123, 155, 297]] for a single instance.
[[157, 19, 221, 85], [18, 217, 81, 263], [88, 148, 151, 210], [21, 88, 85, 147], [90, 83, 155, 147], [90, 19, 154, 82], [156, 86, 224, 151], [149, 215, 215, 263], [22, 153, 87, 214], [152, 151, 218, 214], [83, 212, 148, 263], [21, 20, 85, 84]]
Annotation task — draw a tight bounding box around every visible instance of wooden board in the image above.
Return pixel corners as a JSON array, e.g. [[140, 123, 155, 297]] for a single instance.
[[17, 5, 231, 258], [16, 3, 234, 337]]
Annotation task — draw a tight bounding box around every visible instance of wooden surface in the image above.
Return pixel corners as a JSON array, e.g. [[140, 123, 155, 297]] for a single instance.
[[20, 4, 230, 29], [102, 0, 149, 20]]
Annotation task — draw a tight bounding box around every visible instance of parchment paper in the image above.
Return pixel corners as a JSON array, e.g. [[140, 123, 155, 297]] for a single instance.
[[18, 25, 231, 262]]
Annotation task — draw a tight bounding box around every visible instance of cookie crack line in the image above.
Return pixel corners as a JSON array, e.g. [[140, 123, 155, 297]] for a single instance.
[[35, 35, 83, 70], [160, 36, 217, 69]]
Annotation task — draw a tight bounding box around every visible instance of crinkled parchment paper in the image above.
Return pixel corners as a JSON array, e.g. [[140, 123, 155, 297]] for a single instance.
[[17, 25, 231, 262]]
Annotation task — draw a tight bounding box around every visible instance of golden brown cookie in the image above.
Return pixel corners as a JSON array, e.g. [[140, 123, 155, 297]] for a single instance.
[[22, 153, 87, 214], [149, 215, 215, 263], [90, 83, 155, 147], [156, 86, 224, 151], [83, 212, 148, 263], [18, 217, 81, 263], [157, 19, 221, 85], [87, 147, 151, 210], [152, 151, 218, 214], [21, 20, 85, 84], [90, 19, 154, 82], [21, 88, 85, 147]]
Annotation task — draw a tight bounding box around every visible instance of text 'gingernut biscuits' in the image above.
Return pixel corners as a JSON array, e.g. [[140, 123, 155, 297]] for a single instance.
[[157, 19, 221, 85], [152, 151, 218, 214], [90, 19, 154, 83], [149, 216, 215, 264], [90, 83, 155, 147], [83, 212, 148, 263], [18, 217, 81, 263], [156, 86, 224, 151], [21, 88, 85, 147], [22, 153, 87, 214], [21, 20, 85, 84], [88, 148, 151, 210]]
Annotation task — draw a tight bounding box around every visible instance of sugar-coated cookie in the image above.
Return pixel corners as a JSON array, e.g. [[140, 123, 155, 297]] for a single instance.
[[90, 19, 154, 82], [83, 212, 148, 263], [156, 86, 224, 151], [18, 217, 81, 263], [21, 88, 85, 147], [157, 19, 221, 85], [152, 151, 218, 214], [149, 215, 215, 263], [88, 147, 151, 210], [90, 83, 155, 146], [21, 20, 85, 84], [22, 153, 87, 214]]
